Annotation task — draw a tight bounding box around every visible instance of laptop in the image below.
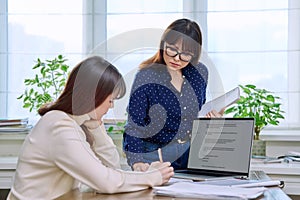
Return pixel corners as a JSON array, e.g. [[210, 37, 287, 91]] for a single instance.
[[174, 118, 255, 181]]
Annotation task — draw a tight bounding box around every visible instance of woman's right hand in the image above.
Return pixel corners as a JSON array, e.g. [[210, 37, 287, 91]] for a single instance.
[[133, 162, 150, 172], [148, 161, 174, 184]]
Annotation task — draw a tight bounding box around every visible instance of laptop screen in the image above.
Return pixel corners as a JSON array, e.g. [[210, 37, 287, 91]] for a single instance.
[[188, 118, 254, 174]]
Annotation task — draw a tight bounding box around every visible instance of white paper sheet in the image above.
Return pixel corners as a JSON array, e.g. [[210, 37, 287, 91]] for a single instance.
[[153, 181, 266, 199], [198, 87, 240, 117], [197, 178, 282, 188]]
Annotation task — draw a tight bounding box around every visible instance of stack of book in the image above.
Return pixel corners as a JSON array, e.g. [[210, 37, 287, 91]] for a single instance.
[[0, 118, 32, 133]]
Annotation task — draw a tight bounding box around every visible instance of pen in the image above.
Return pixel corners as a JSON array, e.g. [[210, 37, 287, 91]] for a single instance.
[[158, 148, 163, 162], [263, 158, 284, 164]]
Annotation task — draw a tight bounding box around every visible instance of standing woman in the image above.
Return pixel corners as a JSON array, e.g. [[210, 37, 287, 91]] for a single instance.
[[7, 56, 173, 200], [123, 18, 223, 172]]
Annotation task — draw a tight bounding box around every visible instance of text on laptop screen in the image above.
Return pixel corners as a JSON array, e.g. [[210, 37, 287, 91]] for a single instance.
[[188, 118, 254, 173]]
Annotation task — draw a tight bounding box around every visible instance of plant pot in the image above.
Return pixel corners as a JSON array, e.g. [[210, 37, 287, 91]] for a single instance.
[[252, 140, 266, 156]]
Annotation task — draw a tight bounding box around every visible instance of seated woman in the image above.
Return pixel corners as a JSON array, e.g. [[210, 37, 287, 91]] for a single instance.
[[7, 56, 174, 200]]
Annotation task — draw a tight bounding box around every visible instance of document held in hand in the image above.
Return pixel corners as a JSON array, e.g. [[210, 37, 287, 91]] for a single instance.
[[198, 87, 240, 117]]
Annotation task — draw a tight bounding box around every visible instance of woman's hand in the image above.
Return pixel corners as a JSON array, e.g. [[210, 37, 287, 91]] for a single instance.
[[83, 119, 102, 129], [148, 161, 174, 184], [206, 108, 225, 118], [133, 162, 150, 172]]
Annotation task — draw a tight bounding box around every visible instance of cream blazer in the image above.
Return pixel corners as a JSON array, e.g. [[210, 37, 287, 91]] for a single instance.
[[7, 110, 162, 200]]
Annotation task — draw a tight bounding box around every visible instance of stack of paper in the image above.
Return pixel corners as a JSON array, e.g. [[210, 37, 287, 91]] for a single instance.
[[153, 181, 266, 199], [0, 118, 32, 133]]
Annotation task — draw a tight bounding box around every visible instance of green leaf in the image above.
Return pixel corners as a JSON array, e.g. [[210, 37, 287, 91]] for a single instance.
[[61, 65, 68, 72], [33, 63, 40, 69], [107, 127, 114, 132], [243, 87, 251, 94], [224, 107, 236, 114], [276, 114, 285, 119], [24, 96, 29, 102], [23, 103, 31, 108], [266, 95, 275, 102], [116, 121, 126, 126], [269, 120, 278, 125], [245, 84, 256, 89]]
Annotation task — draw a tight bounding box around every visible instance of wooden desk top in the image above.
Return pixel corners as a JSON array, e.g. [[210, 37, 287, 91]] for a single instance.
[[55, 170, 291, 200], [56, 187, 290, 200]]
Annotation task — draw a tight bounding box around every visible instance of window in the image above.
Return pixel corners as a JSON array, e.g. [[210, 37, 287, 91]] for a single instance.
[[203, 0, 299, 128], [0, 0, 299, 130], [104, 0, 185, 119], [106, 0, 300, 130], [0, 0, 84, 123]]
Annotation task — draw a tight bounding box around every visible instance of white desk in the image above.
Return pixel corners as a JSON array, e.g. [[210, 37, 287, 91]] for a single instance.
[[251, 159, 300, 195]]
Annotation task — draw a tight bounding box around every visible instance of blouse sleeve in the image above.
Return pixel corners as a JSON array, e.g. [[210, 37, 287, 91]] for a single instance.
[[87, 123, 121, 169], [50, 116, 162, 193]]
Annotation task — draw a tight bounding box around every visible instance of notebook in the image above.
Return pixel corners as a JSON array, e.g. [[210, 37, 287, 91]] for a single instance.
[[174, 118, 255, 181]]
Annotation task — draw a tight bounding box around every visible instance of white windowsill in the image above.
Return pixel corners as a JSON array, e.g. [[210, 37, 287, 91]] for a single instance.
[[260, 129, 300, 158], [260, 130, 300, 142]]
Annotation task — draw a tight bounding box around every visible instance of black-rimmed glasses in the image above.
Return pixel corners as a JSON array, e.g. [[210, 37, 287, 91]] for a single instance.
[[165, 45, 193, 62]]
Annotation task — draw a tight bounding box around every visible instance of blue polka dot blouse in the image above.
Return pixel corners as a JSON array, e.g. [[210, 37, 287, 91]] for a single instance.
[[123, 62, 208, 166]]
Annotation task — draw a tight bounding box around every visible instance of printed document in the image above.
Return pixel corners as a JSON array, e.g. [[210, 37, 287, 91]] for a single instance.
[[198, 87, 240, 117], [153, 181, 266, 199], [197, 178, 283, 188]]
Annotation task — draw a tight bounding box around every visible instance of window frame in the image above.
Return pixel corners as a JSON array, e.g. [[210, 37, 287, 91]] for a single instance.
[[1, 0, 299, 130], [0, 0, 8, 117]]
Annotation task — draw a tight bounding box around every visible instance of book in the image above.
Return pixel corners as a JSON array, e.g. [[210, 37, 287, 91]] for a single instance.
[[198, 87, 240, 117], [0, 125, 32, 132], [0, 118, 28, 127]]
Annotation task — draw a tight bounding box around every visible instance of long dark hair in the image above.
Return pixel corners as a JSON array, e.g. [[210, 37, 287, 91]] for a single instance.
[[38, 56, 126, 116], [140, 18, 202, 68], [38, 56, 125, 146]]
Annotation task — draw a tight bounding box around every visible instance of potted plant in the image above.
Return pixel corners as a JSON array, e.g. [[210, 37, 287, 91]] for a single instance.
[[17, 55, 70, 113], [224, 84, 285, 155]]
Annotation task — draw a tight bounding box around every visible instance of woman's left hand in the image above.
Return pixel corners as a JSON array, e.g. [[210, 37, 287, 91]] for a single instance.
[[205, 108, 225, 118]]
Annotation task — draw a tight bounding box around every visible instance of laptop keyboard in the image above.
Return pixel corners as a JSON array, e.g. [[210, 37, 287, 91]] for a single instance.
[[250, 170, 270, 180]]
